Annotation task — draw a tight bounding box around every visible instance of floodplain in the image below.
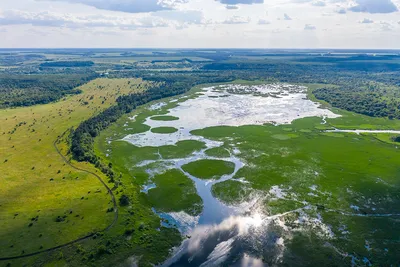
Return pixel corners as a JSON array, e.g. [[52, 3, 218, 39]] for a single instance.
[[96, 82, 400, 266]]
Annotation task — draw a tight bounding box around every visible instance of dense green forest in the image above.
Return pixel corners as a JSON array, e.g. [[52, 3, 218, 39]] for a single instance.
[[314, 85, 400, 119], [0, 73, 98, 107], [40, 61, 95, 68]]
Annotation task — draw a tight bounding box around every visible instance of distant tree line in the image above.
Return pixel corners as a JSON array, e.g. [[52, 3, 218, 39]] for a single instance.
[[0, 73, 98, 108], [0, 54, 46, 66], [40, 61, 95, 68], [314, 87, 400, 119]]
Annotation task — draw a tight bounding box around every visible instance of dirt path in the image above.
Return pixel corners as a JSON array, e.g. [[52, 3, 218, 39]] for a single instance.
[[0, 136, 118, 261]]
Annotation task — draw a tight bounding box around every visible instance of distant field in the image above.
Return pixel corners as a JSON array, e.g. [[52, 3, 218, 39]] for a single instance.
[[0, 78, 148, 260], [92, 56, 212, 64]]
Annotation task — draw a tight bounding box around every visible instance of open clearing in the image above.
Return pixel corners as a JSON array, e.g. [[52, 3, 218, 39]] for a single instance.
[[0, 78, 147, 260]]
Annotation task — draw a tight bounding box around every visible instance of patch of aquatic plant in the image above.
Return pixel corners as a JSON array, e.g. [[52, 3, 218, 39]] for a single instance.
[[147, 169, 203, 216], [181, 159, 235, 180], [151, 127, 179, 134]]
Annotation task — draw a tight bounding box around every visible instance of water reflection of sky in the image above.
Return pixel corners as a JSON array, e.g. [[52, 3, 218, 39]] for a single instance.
[[124, 84, 339, 148]]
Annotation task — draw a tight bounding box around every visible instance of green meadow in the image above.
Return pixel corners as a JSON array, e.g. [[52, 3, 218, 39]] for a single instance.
[[0, 78, 151, 264]]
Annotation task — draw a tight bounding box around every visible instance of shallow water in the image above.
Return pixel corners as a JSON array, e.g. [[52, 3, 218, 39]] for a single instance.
[[123, 84, 339, 148], [327, 129, 400, 134], [121, 84, 344, 266]]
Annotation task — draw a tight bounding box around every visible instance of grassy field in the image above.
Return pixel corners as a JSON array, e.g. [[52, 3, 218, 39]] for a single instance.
[[0, 78, 147, 262]]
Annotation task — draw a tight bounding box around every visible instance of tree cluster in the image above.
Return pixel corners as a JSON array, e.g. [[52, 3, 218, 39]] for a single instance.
[[0, 73, 98, 108]]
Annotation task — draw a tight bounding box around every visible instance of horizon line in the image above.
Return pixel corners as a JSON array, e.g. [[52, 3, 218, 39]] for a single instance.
[[1, 48, 400, 51]]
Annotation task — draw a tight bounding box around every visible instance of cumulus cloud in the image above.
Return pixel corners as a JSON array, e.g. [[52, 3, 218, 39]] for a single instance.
[[336, 8, 347, 14], [312, 1, 326, 7], [36, 0, 189, 13], [221, 15, 251, 24], [360, 18, 373, 23], [0, 9, 170, 29], [218, 0, 263, 4], [304, 24, 316, 30], [349, 0, 398, 14]]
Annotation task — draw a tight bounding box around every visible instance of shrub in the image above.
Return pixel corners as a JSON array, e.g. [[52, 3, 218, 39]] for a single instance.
[[106, 207, 114, 213], [55, 216, 66, 222], [124, 228, 135, 236], [391, 135, 400, 142], [119, 195, 130, 206]]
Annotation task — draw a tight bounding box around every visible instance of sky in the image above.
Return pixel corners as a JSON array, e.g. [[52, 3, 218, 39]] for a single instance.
[[0, 0, 399, 48]]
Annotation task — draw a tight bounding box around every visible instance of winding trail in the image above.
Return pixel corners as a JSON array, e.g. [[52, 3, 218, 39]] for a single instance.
[[0, 135, 118, 261]]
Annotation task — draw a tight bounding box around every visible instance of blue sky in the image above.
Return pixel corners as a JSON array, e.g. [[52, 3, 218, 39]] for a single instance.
[[0, 0, 399, 48]]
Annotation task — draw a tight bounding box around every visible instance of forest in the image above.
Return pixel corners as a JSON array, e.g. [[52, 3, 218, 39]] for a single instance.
[[314, 86, 400, 119], [0, 72, 98, 107], [40, 61, 95, 68]]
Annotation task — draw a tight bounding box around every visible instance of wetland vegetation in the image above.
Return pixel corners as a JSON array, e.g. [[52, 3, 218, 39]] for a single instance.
[[1, 49, 400, 267]]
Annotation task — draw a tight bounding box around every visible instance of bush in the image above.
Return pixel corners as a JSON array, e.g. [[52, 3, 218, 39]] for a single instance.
[[391, 135, 400, 142], [55, 215, 66, 222], [124, 228, 135, 236], [119, 195, 130, 206]]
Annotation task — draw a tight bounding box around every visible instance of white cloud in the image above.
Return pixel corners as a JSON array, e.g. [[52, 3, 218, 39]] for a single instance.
[[0, 0, 399, 48], [0, 9, 170, 29], [380, 21, 394, 31], [221, 15, 251, 24], [36, 0, 189, 13], [336, 8, 347, 14], [225, 5, 239, 9], [152, 10, 205, 25], [360, 18, 374, 23], [349, 0, 398, 14], [218, 0, 263, 4], [304, 24, 316, 30], [312, 1, 326, 7]]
